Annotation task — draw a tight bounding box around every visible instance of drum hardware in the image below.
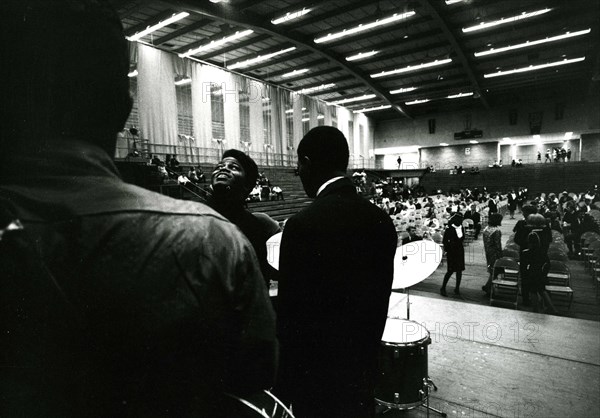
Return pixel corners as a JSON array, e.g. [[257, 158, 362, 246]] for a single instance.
[[419, 378, 446, 417], [376, 319, 446, 417]]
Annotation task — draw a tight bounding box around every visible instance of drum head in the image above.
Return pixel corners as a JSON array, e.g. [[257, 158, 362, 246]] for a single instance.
[[382, 319, 429, 345]]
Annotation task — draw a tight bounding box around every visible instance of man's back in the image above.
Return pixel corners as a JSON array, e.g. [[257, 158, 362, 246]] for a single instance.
[[1, 142, 277, 417], [277, 178, 397, 417]]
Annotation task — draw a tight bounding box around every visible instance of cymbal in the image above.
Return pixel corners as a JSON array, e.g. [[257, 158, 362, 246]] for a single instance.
[[266, 232, 282, 270], [267, 233, 443, 289], [392, 240, 443, 289]]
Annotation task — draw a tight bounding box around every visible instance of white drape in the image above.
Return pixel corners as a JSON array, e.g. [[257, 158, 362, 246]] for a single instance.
[[191, 63, 213, 150], [138, 44, 178, 148]]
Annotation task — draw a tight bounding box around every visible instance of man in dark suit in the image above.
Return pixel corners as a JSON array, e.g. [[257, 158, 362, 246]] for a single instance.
[[277, 126, 397, 417]]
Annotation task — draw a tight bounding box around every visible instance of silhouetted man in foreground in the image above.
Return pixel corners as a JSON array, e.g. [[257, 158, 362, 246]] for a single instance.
[[0, 1, 276, 416], [277, 126, 397, 417]]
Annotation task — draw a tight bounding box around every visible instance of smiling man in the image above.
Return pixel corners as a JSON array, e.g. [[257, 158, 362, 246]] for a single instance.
[[209, 149, 281, 287]]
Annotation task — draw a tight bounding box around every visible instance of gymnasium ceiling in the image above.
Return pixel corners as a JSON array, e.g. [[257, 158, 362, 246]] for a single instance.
[[111, 0, 600, 121]]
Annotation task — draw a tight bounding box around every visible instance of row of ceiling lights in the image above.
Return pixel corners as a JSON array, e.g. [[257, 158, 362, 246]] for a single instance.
[[126, 3, 591, 113]]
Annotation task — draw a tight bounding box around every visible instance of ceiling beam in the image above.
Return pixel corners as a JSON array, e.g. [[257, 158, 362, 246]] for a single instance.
[[334, 28, 443, 61], [153, 18, 212, 46], [293, 75, 355, 90], [124, 9, 178, 38], [159, 0, 412, 118], [416, 0, 489, 109], [200, 33, 271, 60], [312, 15, 433, 47], [274, 67, 343, 84], [284, 0, 366, 31], [263, 58, 330, 78]]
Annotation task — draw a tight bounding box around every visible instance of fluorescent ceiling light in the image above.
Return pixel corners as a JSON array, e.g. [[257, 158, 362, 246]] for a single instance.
[[390, 86, 417, 94], [317, 115, 325, 119], [127, 69, 138, 78], [314, 11, 415, 43], [484, 56, 585, 78], [346, 50, 379, 61], [330, 94, 376, 105], [447, 92, 473, 99], [405, 98, 430, 105], [301, 117, 310, 122], [440, 143, 449, 146], [565, 132, 573, 139], [126, 12, 190, 42], [533, 134, 541, 139], [445, 0, 463, 4], [502, 137, 512, 141], [469, 140, 479, 144], [462, 8, 551, 33], [474, 29, 591, 57], [282, 68, 309, 78], [175, 78, 192, 86], [353, 105, 392, 114], [179, 29, 254, 58], [297, 83, 336, 95], [228, 47, 296, 70], [271, 8, 312, 25], [371, 58, 452, 78]]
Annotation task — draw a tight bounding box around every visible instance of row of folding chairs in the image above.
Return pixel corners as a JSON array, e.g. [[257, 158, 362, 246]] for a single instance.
[[581, 231, 600, 296], [489, 257, 573, 311]]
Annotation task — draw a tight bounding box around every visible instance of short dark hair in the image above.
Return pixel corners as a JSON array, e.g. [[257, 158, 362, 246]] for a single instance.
[[521, 204, 537, 217], [488, 213, 503, 227], [297, 126, 349, 172], [1, 0, 132, 149], [222, 149, 258, 190]]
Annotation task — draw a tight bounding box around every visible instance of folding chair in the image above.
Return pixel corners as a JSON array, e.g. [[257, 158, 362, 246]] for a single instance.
[[502, 249, 520, 261], [462, 219, 474, 243], [585, 240, 600, 272], [490, 257, 520, 309], [545, 260, 574, 311]]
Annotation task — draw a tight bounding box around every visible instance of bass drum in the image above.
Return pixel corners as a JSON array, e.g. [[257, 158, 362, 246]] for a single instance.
[[375, 318, 431, 409]]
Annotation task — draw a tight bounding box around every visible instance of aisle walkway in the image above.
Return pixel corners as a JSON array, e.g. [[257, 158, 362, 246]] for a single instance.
[[410, 216, 600, 322]]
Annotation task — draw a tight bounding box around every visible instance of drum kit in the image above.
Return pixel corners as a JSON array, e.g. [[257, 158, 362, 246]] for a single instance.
[[266, 235, 447, 417], [377, 240, 446, 416]]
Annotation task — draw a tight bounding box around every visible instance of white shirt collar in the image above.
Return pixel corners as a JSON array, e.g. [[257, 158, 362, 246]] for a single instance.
[[317, 176, 345, 196]]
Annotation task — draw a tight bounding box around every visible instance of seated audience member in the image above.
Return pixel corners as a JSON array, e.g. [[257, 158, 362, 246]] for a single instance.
[[271, 185, 284, 200], [196, 165, 206, 182], [402, 226, 423, 245], [187, 166, 200, 183], [150, 154, 162, 165], [0, 2, 277, 417], [209, 150, 281, 287], [249, 184, 261, 202], [565, 206, 600, 258], [177, 173, 190, 185], [169, 154, 180, 169], [157, 162, 169, 180]]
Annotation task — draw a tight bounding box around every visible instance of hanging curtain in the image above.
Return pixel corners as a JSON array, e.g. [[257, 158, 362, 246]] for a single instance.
[[323, 102, 333, 126], [138, 44, 178, 150], [191, 62, 212, 152], [270, 85, 284, 155], [308, 96, 319, 128], [248, 80, 264, 153]]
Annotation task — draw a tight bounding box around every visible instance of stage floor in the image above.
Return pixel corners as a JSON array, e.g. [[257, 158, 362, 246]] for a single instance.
[[378, 293, 600, 417]]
